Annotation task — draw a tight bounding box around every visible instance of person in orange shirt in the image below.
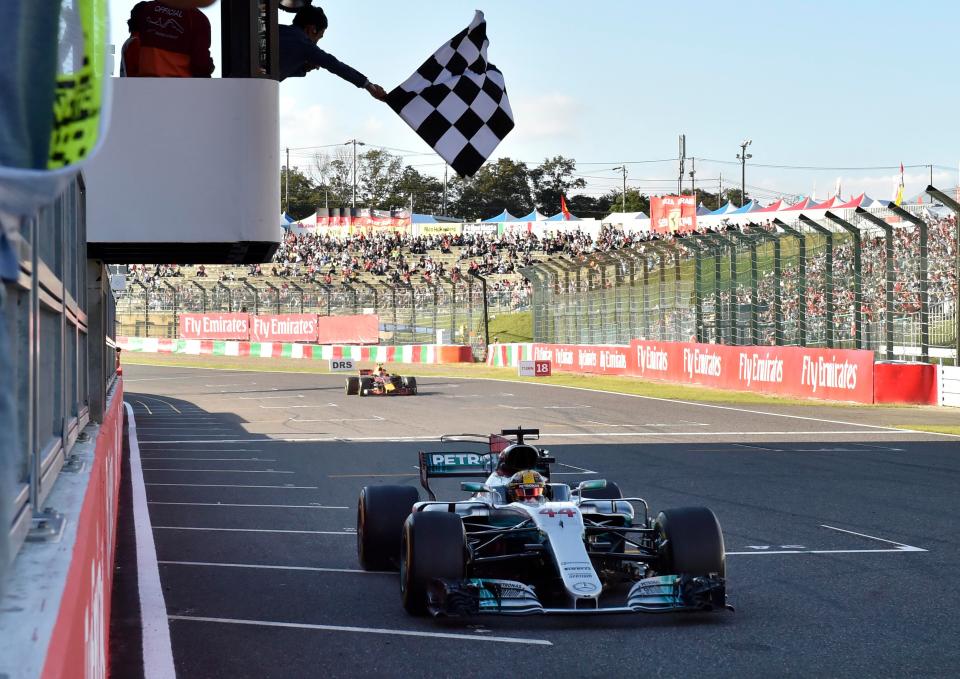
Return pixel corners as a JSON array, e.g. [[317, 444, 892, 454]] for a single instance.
[[124, 1, 214, 77]]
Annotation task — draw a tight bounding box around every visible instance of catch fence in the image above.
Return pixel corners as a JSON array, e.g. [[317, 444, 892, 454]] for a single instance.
[[115, 275, 528, 359], [523, 198, 959, 363]]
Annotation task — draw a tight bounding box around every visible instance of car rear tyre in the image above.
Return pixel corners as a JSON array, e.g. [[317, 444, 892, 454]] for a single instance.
[[401, 512, 466, 616], [357, 485, 420, 571], [359, 376, 373, 396], [655, 507, 725, 577], [580, 481, 622, 499], [345, 377, 360, 395]]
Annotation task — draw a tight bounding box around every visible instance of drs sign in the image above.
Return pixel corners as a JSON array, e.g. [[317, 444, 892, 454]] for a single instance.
[[329, 359, 356, 372], [518, 360, 552, 377]]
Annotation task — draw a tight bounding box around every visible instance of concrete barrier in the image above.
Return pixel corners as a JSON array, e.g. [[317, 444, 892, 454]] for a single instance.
[[117, 337, 473, 364]]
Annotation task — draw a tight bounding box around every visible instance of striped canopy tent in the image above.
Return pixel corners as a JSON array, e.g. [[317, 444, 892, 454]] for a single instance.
[[750, 199, 785, 213], [783, 198, 813, 211], [730, 200, 756, 214], [482, 209, 519, 223], [832, 193, 866, 209], [709, 202, 738, 215], [858, 195, 888, 208], [808, 196, 842, 210], [517, 209, 549, 221]]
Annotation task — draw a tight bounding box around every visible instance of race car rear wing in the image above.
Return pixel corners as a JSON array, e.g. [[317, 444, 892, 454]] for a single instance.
[[418, 450, 497, 500]]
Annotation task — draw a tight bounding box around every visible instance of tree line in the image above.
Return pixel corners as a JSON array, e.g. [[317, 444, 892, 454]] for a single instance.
[[282, 149, 748, 221]]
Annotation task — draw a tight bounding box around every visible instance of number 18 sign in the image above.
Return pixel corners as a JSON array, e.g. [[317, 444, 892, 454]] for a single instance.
[[518, 360, 552, 377]]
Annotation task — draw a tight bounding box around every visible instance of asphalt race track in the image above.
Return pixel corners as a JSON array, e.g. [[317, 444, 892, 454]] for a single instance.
[[114, 364, 960, 678]]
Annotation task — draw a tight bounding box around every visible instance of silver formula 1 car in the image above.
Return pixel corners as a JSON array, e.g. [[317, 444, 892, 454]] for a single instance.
[[356, 427, 731, 617]]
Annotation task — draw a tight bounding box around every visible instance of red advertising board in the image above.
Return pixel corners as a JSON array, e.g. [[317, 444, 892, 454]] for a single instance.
[[649, 195, 697, 234], [533, 343, 632, 376], [316, 314, 380, 345], [250, 314, 319, 343], [179, 313, 249, 340], [629, 340, 874, 403], [534, 341, 875, 403], [41, 382, 124, 679]]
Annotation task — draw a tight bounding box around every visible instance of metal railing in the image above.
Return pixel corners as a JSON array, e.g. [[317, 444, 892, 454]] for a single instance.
[[1, 174, 117, 573], [523, 194, 959, 363]]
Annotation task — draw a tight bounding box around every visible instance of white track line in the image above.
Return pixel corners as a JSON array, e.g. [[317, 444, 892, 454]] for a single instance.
[[141, 468, 294, 474], [124, 402, 177, 679], [153, 526, 353, 535], [725, 548, 924, 555], [135, 395, 183, 414], [134, 400, 153, 415], [126, 365, 960, 440], [125, 430, 926, 444], [166, 615, 552, 645], [149, 502, 347, 509], [145, 483, 318, 489], [820, 524, 927, 551], [239, 394, 304, 400], [139, 457, 277, 462], [159, 560, 382, 574]]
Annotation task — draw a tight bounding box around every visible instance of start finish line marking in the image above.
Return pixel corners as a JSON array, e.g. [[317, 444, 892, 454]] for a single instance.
[[727, 525, 927, 556]]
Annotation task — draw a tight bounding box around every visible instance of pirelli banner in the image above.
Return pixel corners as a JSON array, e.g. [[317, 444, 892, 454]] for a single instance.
[[533, 341, 875, 403], [179, 313, 380, 345]]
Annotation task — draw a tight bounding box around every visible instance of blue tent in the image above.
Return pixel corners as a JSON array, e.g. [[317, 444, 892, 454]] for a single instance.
[[482, 210, 519, 223], [546, 212, 578, 221], [730, 200, 756, 214], [696, 204, 713, 216], [412, 213, 437, 223], [709, 202, 737, 215], [516, 209, 548, 221]]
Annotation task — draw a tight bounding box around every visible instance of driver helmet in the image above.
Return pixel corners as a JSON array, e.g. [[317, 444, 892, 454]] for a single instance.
[[376, 362, 387, 374], [507, 470, 546, 503]]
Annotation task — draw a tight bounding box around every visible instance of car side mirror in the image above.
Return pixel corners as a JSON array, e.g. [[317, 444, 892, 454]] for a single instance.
[[576, 479, 607, 492], [461, 481, 487, 493]]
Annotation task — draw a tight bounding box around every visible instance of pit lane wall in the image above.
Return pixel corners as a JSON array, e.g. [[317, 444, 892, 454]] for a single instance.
[[117, 336, 473, 364], [0, 380, 124, 679], [529, 340, 937, 405]]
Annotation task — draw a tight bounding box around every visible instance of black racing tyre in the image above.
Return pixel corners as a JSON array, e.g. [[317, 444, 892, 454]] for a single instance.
[[655, 507, 725, 577], [345, 377, 360, 395], [402, 376, 418, 394], [359, 376, 374, 396], [400, 512, 466, 616], [580, 481, 622, 500], [357, 485, 420, 571]]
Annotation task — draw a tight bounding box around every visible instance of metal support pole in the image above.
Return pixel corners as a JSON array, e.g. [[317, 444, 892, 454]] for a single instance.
[[825, 212, 864, 349], [888, 204, 930, 362], [855, 208, 895, 359], [925, 185, 960, 364], [800, 216, 834, 347], [685, 237, 704, 343], [775, 220, 806, 346], [642, 254, 651, 339], [746, 226, 780, 346]]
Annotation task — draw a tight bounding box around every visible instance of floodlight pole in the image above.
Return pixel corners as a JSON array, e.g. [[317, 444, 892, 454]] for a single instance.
[[284, 146, 289, 214], [346, 139, 365, 208], [737, 140, 752, 207]]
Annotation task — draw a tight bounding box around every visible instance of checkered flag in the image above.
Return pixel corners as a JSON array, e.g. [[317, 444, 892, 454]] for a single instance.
[[386, 11, 514, 177]]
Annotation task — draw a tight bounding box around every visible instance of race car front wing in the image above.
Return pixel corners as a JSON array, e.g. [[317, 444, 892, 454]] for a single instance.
[[426, 574, 730, 616]]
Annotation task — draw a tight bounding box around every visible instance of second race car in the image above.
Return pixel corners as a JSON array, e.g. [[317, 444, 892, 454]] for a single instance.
[[345, 365, 417, 397]]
